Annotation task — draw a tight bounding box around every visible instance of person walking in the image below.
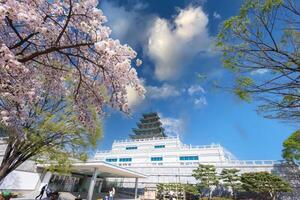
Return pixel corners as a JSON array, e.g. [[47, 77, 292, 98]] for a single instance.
[[108, 187, 115, 200], [35, 184, 47, 200]]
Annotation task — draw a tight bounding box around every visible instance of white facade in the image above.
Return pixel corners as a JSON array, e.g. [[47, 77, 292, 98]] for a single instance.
[[94, 136, 279, 187]]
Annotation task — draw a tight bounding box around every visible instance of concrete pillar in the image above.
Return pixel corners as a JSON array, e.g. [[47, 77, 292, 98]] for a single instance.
[[40, 171, 52, 189], [134, 178, 139, 199], [36, 171, 52, 199], [87, 168, 98, 200]]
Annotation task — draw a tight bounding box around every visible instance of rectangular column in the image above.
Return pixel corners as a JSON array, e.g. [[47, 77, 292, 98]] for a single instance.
[[87, 168, 98, 200], [134, 178, 138, 199]]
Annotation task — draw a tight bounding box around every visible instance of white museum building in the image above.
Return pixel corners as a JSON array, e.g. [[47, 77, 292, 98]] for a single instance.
[[0, 112, 297, 199], [93, 113, 281, 188]]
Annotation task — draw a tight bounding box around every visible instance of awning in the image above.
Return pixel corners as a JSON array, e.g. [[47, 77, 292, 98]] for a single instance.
[[37, 160, 146, 178]]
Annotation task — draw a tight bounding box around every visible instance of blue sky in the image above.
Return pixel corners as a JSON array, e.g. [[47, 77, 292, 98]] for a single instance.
[[97, 0, 297, 160]]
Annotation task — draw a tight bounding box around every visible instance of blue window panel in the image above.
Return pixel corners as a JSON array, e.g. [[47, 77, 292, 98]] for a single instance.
[[106, 158, 117, 162], [179, 156, 199, 161], [154, 145, 165, 149], [151, 157, 163, 161], [126, 146, 138, 150], [119, 158, 132, 162]]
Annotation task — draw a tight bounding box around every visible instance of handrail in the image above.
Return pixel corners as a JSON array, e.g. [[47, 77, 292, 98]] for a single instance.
[[97, 145, 223, 154], [91, 160, 282, 166], [113, 136, 179, 143]]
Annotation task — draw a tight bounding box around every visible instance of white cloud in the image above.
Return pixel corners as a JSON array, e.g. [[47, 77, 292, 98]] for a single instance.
[[250, 69, 269, 75], [194, 97, 207, 108], [160, 116, 185, 137], [188, 85, 205, 95], [126, 85, 145, 109], [148, 6, 211, 80], [146, 84, 181, 99], [213, 11, 221, 19]]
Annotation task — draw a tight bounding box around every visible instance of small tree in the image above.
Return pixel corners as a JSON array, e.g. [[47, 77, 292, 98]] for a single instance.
[[220, 168, 241, 199], [241, 172, 292, 200], [192, 164, 219, 199], [283, 130, 300, 166], [217, 0, 300, 123]]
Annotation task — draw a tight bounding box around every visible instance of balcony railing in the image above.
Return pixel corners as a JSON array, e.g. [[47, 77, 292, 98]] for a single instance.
[[90, 160, 282, 167], [96, 144, 224, 154], [113, 136, 179, 143]]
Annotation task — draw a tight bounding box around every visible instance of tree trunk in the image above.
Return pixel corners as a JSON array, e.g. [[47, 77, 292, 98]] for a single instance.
[[232, 190, 236, 200], [0, 153, 25, 182], [0, 139, 35, 182], [0, 162, 11, 182], [270, 193, 276, 200], [208, 189, 212, 200]]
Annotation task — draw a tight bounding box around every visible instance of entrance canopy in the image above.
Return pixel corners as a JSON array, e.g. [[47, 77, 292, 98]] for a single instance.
[[38, 161, 146, 178], [38, 161, 146, 200], [71, 161, 146, 178]]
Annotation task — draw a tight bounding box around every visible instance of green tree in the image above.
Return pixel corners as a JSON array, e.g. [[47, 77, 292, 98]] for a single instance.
[[192, 164, 219, 199], [241, 172, 292, 200], [0, 99, 102, 180], [283, 130, 300, 165], [217, 0, 300, 122], [184, 184, 200, 199], [220, 168, 241, 199]]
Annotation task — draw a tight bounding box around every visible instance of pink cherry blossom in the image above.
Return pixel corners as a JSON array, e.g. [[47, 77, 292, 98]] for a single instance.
[[0, 0, 145, 136]]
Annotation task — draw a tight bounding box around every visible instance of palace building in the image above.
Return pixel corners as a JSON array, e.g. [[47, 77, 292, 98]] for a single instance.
[[0, 112, 298, 199], [94, 112, 280, 188]]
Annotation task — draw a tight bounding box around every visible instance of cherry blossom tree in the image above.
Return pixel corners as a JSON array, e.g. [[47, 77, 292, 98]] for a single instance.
[[0, 0, 145, 181]]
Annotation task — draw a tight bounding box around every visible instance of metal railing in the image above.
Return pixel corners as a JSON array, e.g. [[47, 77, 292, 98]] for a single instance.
[[113, 136, 179, 143], [96, 144, 224, 154], [91, 160, 281, 167]]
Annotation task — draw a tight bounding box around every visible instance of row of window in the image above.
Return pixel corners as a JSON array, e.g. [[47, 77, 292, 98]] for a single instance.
[[151, 157, 163, 161], [126, 146, 138, 150], [154, 145, 165, 149], [179, 156, 199, 161], [125, 144, 166, 150], [119, 158, 132, 162], [106, 158, 117, 162], [106, 155, 199, 163]]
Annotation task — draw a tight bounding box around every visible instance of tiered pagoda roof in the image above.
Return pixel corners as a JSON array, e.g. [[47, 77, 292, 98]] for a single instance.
[[130, 112, 167, 139]]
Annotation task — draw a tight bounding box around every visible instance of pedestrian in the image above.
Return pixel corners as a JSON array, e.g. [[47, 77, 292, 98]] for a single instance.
[[109, 187, 115, 200], [35, 184, 47, 200]]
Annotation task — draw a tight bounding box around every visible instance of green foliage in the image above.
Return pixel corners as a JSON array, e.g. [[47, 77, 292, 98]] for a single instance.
[[183, 184, 199, 196], [241, 172, 292, 199], [236, 77, 253, 87], [156, 183, 185, 200], [234, 88, 251, 102], [283, 130, 300, 165], [217, 0, 300, 122], [2, 97, 103, 177], [192, 164, 219, 198], [220, 169, 241, 199]]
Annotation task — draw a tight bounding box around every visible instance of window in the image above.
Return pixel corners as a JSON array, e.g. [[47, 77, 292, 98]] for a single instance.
[[151, 157, 163, 161], [154, 145, 165, 149], [119, 158, 132, 162], [179, 156, 199, 161], [106, 158, 117, 162], [126, 146, 137, 150]]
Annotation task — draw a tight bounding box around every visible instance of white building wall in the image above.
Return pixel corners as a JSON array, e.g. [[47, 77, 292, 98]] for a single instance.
[[94, 137, 278, 188]]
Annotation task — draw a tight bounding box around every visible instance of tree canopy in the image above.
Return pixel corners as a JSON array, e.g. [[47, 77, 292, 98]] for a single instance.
[[283, 130, 300, 165], [192, 164, 219, 199], [241, 171, 292, 200], [0, 0, 144, 181], [220, 168, 241, 199], [217, 0, 300, 122]]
